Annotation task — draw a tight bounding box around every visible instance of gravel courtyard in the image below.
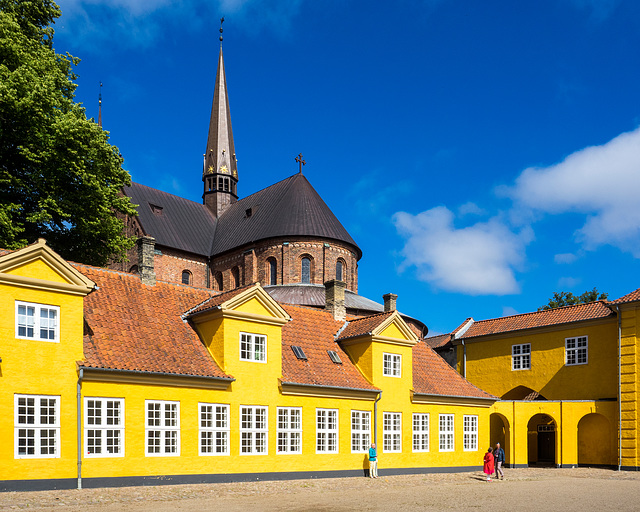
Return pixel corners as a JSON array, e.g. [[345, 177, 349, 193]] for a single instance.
[[2, 468, 639, 511]]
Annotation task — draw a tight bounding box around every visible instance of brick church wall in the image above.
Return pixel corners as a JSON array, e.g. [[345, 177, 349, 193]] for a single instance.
[[153, 247, 209, 288]]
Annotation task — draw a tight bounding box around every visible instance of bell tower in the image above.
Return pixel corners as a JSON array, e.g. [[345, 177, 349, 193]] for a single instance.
[[203, 18, 238, 218]]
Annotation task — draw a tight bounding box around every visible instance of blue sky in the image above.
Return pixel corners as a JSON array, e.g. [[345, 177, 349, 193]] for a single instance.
[[54, 0, 640, 336]]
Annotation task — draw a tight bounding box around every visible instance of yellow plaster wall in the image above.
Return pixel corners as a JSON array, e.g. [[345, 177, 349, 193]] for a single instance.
[[379, 323, 407, 341], [4, 258, 69, 284], [342, 341, 373, 383]]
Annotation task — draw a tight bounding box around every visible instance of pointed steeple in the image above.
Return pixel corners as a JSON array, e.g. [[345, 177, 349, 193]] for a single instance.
[[202, 40, 238, 217]]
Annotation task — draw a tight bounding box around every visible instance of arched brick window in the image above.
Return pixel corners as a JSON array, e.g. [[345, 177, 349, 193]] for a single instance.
[[267, 258, 277, 286], [336, 259, 346, 282], [181, 270, 192, 285], [301, 257, 311, 284], [232, 266, 240, 289], [214, 271, 223, 291]]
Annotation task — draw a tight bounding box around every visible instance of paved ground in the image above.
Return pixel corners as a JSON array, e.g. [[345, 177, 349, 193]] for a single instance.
[[1, 468, 639, 511]]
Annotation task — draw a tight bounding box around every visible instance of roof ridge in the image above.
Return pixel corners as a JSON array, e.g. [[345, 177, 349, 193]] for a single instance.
[[473, 300, 609, 324]]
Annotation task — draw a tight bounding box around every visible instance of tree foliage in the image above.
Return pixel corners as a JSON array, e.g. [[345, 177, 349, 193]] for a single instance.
[[538, 288, 609, 311], [0, 0, 137, 266]]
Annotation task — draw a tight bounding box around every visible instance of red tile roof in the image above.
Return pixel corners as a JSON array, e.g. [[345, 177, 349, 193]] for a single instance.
[[335, 311, 395, 341], [412, 342, 495, 400], [425, 333, 452, 349], [611, 287, 640, 305], [281, 305, 378, 391], [185, 283, 257, 316], [459, 301, 614, 340], [76, 265, 231, 379]]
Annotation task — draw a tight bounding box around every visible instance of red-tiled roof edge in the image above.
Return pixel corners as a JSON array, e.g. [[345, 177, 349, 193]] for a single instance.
[[474, 300, 610, 325], [610, 287, 640, 305], [412, 390, 497, 401], [335, 311, 396, 341], [78, 363, 235, 381], [280, 381, 381, 394], [184, 282, 260, 317], [451, 317, 473, 335]]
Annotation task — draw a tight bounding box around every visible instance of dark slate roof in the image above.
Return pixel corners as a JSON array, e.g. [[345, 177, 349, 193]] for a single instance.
[[125, 182, 217, 256], [264, 284, 383, 312], [211, 174, 361, 258]]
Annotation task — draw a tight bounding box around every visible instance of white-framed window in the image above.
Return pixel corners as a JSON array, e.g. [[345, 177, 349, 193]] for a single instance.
[[145, 400, 179, 456], [316, 408, 338, 453], [85, 398, 124, 457], [14, 394, 60, 458], [463, 415, 478, 451], [512, 343, 531, 370], [199, 403, 229, 456], [240, 332, 267, 362], [240, 406, 268, 454], [351, 410, 371, 453], [566, 336, 588, 366], [15, 301, 59, 342], [439, 414, 454, 452], [383, 412, 402, 453], [383, 353, 401, 377], [277, 407, 302, 454], [412, 413, 429, 452]]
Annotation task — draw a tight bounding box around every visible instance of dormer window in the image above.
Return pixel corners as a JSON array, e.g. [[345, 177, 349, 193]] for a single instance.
[[16, 301, 59, 342], [383, 353, 401, 377], [291, 346, 307, 360], [245, 208, 253, 218], [328, 350, 342, 364], [149, 204, 163, 215]]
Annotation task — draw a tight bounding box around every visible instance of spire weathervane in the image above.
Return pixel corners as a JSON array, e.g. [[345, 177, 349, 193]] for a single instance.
[[295, 153, 306, 174], [219, 17, 224, 46]]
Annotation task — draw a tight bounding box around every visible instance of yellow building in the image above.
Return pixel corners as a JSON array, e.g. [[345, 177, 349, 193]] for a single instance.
[[1, 241, 496, 491], [431, 296, 640, 471]]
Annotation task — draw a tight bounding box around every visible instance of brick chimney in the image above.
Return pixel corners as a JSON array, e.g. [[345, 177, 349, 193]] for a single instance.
[[138, 236, 156, 286], [383, 293, 397, 312], [325, 279, 346, 321]]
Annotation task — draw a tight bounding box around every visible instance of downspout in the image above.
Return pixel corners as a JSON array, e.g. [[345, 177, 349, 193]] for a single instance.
[[616, 305, 622, 471], [461, 339, 467, 379], [373, 390, 382, 447], [77, 368, 83, 490]]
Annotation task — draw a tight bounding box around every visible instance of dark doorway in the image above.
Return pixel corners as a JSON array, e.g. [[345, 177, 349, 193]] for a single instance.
[[537, 430, 555, 462]]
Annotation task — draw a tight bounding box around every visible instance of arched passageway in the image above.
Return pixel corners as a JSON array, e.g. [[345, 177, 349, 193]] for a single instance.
[[490, 413, 510, 465], [578, 413, 611, 467], [527, 414, 556, 466]]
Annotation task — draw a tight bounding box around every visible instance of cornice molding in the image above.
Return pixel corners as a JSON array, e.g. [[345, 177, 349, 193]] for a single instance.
[[411, 392, 496, 407], [280, 381, 379, 401], [81, 367, 234, 390]]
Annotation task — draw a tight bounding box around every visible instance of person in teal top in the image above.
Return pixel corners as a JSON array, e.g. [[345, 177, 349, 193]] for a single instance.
[[369, 443, 378, 478]]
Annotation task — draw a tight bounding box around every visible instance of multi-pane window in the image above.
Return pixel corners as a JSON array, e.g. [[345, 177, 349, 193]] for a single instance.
[[351, 410, 371, 453], [15, 395, 60, 458], [240, 406, 268, 454], [463, 415, 478, 451], [277, 407, 302, 454], [240, 332, 266, 362], [316, 408, 338, 453], [146, 401, 179, 456], [412, 413, 429, 452], [199, 403, 229, 456], [383, 353, 401, 377], [439, 414, 454, 452], [301, 257, 311, 284], [383, 412, 402, 453], [566, 336, 588, 366], [512, 344, 531, 370], [85, 398, 124, 457], [16, 302, 59, 342]]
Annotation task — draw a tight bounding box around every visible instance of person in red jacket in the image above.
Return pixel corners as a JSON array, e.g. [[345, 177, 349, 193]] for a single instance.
[[483, 447, 495, 481]]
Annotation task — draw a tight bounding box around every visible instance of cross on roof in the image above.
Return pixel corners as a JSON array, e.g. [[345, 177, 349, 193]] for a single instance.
[[295, 153, 306, 174]]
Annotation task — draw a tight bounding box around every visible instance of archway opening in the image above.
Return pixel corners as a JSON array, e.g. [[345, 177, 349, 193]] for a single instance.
[[578, 413, 612, 467], [490, 413, 510, 466], [527, 414, 556, 466]]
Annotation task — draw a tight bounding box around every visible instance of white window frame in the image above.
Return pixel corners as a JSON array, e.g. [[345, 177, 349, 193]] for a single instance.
[[14, 394, 60, 459], [383, 353, 402, 377], [351, 410, 371, 453], [240, 405, 268, 455], [383, 412, 402, 453], [566, 336, 588, 366], [512, 343, 531, 370], [84, 397, 124, 457], [239, 332, 267, 363], [316, 408, 338, 453], [277, 407, 302, 454], [199, 403, 229, 456], [145, 400, 180, 456], [463, 415, 478, 451], [439, 414, 454, 452], [412, 413, 429, 452], [15, 301, 59, 342]]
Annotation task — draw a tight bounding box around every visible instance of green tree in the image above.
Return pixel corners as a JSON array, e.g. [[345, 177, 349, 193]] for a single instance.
[[0, 0, 137, 266], [538, 288, 608, 311]]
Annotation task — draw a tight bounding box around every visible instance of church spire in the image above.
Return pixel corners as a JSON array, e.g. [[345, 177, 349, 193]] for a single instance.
[[203, 17, 238, 218]]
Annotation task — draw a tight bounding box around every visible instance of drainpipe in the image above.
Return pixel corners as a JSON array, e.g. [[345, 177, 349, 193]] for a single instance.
[[77, 368, 83, 490], [616, 305, 622, 471], [373, 391, 382, 447], [461, 339, 467, 379]]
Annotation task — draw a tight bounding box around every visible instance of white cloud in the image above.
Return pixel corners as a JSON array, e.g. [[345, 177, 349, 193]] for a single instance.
[[458, 202, 486, 217], [507, 126, 640, 256], [554, 253, 577, 264], [393, 207, 531, 295], [558, 276, 581, 288]]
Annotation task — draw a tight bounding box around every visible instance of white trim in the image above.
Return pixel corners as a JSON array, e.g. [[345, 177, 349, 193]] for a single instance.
[[439, 414, 454, 452], [383, 412, 402, 453], [511, 343, 531, 371], [383, 352, 401, 378], [350, 410, 371, 453], [276, 407, 302, 454], [14, 394, 60, 459], [239, 332, 267, 363], [565, 335, 588, 366], [412, 413, 429, 453], [316, 408, 339, 453], [145, 400, 180, 457], [84, 397, 125, 458], [15, 301, 60, 342], [239, 405, 268, 455], [198, 403, 230, 456], [463, 415, 478, 451]]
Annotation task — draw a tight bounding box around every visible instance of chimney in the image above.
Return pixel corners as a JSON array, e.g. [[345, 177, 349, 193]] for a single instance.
[[138, 236, 156, 286], [325, 279, 346, 321], [383, 293, 397, 312]]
